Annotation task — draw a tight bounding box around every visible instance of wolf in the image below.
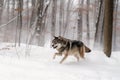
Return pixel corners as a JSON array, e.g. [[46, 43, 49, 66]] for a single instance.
[[52, 36, 91, 63]]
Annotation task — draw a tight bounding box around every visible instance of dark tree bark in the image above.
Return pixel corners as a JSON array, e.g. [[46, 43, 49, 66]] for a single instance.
[[104, 0, 114, 57]]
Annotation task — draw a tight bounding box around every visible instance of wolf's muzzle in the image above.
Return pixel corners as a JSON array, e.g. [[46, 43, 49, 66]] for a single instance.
[[52, 45, 57, 49]]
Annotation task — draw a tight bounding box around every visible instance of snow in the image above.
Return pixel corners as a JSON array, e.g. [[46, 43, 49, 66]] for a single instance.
[[0, 43, 120, 80]]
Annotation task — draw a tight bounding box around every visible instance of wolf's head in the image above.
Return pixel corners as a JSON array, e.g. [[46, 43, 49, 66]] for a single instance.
[[52, 36, 67, 50]]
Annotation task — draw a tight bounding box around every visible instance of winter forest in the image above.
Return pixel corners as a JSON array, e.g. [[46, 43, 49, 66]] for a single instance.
[[0, 0, 120, 56], [0, 0, 120, 80]]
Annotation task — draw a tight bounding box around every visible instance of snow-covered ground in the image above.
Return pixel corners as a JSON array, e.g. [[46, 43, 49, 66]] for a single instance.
[[0, 43, 120, 80]]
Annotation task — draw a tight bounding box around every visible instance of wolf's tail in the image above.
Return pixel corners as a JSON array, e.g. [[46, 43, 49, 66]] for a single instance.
[[84, 45, 91, 53]]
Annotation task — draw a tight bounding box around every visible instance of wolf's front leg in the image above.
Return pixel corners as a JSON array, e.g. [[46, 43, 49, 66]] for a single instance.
[[60, 54, 68, 64], [74, 55, 79, 62], [53, 53, 62, 59]]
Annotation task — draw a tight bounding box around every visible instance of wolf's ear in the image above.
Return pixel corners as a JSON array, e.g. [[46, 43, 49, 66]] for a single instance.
[[58, 36, 65, 41], [53, 36, 58, 39], [58, 36, 62, 39]]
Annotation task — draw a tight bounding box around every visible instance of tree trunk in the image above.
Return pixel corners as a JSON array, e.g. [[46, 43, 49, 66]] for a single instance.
[[94, 0, 104, 50], [59, 0, 64, 36], [0, 0, 4, 24], [86, 0, 90, 45], [113, 0, 118, 51], [28, 0, 50, 46], [63, 0, 71, 36], [51, 0, 57, 36], [104, 0, 114, 57], [35, 0, 44, 46], [4, 0, 10, 42], [77, 0, 84, 40], [15, 0, 23, 46], [29, 0, 37, 28]]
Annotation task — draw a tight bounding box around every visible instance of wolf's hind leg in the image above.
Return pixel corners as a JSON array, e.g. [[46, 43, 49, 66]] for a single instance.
[[74, 55, 79, 62], [79, 46, 85, 58]]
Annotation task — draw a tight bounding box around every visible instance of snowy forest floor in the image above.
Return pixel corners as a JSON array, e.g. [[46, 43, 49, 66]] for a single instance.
[[0, 43, 120, 80]]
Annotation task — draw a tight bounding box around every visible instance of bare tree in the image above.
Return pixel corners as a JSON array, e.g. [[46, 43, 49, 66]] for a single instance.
[[29, 0, 37, 28], [0, 0, 4, 24], [51, 0, 57, 36], [94, 0, 104, 50], [77, 0, 84, 40], [11, 0, 16, 45], [104, 0, 114, 57], [86, 0, 90, 45], [15, 0, 23, 46], [113, 0, 119, 51], [3, 0, 10, 42], [63, 0, 71, 36], [59, 0, 64, 36], [28, 0, 51, 46], [0, 0, 119, 51]]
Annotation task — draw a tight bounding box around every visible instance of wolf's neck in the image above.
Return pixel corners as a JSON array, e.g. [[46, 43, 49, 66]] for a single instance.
[[58, 41, 70, 52], [58, 47, 65, 52]]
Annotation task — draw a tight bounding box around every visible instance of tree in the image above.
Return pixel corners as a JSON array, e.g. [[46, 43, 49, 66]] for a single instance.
[[113, 0, 119, 51], [15, 0, 23, 46], [51, 0, 57, 36], [63, 0, 71, 36], [77, 0, 84, 40], [103, 0, 114, 57], [94, 0, 104, 50], [29, 0, 37, 28], [0, 0, 4, 24], [86, 0, 90, 45], [28, 0, 51, 46], [59, 0, 64, 36]]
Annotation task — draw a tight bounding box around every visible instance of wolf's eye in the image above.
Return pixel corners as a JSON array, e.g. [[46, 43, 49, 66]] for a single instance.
[[53, 41, 57, 44]]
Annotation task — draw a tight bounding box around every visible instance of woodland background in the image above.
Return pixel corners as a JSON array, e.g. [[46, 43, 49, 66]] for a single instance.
[[0, 0, 119, 57]]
